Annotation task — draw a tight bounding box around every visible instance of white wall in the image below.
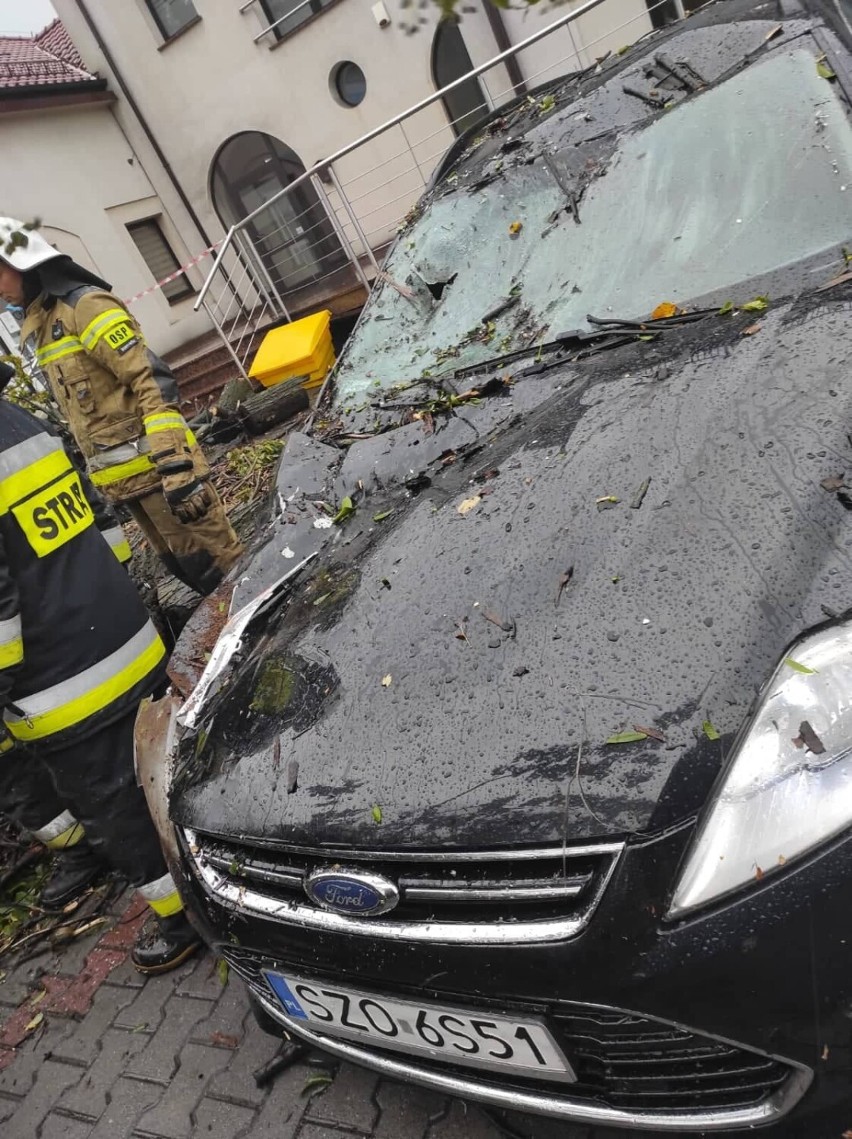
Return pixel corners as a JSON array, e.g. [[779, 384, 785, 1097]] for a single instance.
[[0, 102, 212, 354]]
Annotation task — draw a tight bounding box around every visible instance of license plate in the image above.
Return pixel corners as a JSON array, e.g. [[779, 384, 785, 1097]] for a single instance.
[[264, 971, 575, 1081]]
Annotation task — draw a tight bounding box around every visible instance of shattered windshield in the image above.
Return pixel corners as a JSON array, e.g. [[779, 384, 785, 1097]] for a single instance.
[[335, 46, 852, 401]]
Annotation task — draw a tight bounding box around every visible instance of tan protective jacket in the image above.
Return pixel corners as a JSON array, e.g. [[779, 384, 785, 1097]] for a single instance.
[[20, 286, 208, 503]]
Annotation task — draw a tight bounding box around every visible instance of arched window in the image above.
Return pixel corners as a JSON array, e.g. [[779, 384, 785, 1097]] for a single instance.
[[210, 132, 343, 293], [432, 19, 488, 138]]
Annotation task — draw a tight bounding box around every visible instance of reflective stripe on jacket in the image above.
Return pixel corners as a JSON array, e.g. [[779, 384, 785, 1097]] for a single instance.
[[0, 400, 166, 750], [20, 287, 208, 503]]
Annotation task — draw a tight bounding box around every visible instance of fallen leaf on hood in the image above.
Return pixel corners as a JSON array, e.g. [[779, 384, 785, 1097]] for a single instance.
[[820, 475, 846, 492], [741, 322, 762, 336], [606, 731, 648, 745], [483, 609, 514, 633], [703, 720, 720, 741], [650, 301, 680, 319], [633, 724, 666, 743], [509, 221, 523, 236], [332, 496, 356, 524], [555, 566, 574, 605], [784, 657, 817, 675], [381, 674, 392, 687], [754, 865, 765, 881], [24, 1012, 43, 1032], [630, 477, 651, 510], [794, 720, 826, 755], [371, 804, 383, 824], [778, 854, 786, 866], [740, 296, 768, 312], [458, 495, 482, 516]]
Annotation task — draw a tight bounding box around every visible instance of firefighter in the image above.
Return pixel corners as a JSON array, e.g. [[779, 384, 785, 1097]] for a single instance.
[[0, 392, 200, 972], [0, 359, 133, 909], [0, 217, 243, 596]]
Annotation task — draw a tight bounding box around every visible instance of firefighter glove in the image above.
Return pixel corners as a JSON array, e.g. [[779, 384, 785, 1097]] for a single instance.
[[164, 478, 215, 524]]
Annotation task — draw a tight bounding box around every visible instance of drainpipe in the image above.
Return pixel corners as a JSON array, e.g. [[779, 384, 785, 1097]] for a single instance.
[[73, 0, 215, 252], [480, 0, 527, 96]]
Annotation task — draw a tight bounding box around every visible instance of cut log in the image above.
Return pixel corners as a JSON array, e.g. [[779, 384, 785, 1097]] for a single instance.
[[237, 378, 310, 435]]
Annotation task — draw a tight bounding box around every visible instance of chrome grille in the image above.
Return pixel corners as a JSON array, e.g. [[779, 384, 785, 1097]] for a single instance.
[[182, 829, 622, 944]]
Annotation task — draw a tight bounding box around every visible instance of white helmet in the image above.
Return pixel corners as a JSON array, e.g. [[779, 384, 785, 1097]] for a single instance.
[[0, 218, 64, 274]]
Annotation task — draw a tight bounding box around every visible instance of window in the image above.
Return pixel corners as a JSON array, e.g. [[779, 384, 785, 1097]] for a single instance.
[[210, 131, 344, 294], [330, 61, 366, 108], [127, 219, 194, 304], [259, 0, 336, 42], [145, 0, 199, 40], [432, 19, 488, 138]]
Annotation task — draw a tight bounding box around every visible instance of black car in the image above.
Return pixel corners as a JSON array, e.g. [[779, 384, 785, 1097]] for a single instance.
[[161, 0, 852, 1132]]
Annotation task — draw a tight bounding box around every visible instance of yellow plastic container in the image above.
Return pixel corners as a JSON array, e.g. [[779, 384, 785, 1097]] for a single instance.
[[249, 310, 335, 390]]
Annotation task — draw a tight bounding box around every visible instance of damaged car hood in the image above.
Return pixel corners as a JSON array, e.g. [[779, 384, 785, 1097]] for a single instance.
[[170, 294, 852, 848]]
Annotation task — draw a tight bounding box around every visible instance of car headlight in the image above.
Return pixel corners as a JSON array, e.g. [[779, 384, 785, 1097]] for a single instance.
[[669, 620, 852, 918]]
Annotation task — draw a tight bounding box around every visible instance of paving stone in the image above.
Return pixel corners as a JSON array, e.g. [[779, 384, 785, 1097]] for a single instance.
[[135, 1042, 233, 1138], [86, 1076, 164, 1139], [307, 1062, 379, 1133], [206, 1012, 285, 1108], [237, 1055, 313, 1138], [373, 1080, 448, 1139], [97, 897, 148, 950], [44, 925, 106, 978], [125, 995, 214, 1083], [174, 949, 221, 1000], [103, 955, 146, 990], [0, 957, 46, 1008], [191, 1095, 256, 1138], [0, 1013, 79, 1096], [2, 1058, 83, 1137], [52, 983, 139, 1065], [41, 1111, 97, 1139], [0, 1091, 17, 1122], [427, 1100, 506, 1139], [112, 971, 180, 1032], [41, 947, 126, 1017], [190, 978, 252, 1049], [60, 1026, 149, 1119]]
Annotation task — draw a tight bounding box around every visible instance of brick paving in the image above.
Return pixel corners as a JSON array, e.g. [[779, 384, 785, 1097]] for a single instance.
[[0, 891, 609, 1139]]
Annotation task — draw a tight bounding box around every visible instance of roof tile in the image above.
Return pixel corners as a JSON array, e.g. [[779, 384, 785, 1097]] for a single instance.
[[0, 18, 99, 92]]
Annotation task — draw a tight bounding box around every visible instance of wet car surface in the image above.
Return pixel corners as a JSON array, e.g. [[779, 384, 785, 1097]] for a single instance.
[[163, 0, 852, 1132]]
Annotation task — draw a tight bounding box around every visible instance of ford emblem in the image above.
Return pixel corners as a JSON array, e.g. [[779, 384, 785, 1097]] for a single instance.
[[304, 869, 399, 917]]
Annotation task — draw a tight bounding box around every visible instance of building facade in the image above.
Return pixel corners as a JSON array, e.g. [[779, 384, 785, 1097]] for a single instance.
[[6, 0, 662, 362]]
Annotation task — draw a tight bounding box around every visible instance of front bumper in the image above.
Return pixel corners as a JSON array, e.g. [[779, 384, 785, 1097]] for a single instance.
[[175, 820, 852, 1133]]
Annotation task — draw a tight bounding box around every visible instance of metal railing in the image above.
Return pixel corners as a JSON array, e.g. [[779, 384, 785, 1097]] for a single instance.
[[198, 0, 677, 380]]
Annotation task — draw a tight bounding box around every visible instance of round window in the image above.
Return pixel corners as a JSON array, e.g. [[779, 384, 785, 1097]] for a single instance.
[[331, 61, 366, 108]]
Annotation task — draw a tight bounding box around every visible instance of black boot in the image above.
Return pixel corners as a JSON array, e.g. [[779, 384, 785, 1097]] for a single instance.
[[131, 910, 202, 975], [41, 841, 106, 909]]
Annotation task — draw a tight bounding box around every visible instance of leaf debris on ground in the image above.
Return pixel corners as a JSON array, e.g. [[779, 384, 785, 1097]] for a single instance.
[[606, 730, 648, 745], [632, 724, 666, 743], [820, 474, 846, 492], [703, 720, 720, 741], [371, 805, 383, 824]]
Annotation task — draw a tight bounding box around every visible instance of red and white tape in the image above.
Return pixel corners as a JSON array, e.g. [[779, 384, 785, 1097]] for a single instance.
[[124, 242, 221, 306]]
